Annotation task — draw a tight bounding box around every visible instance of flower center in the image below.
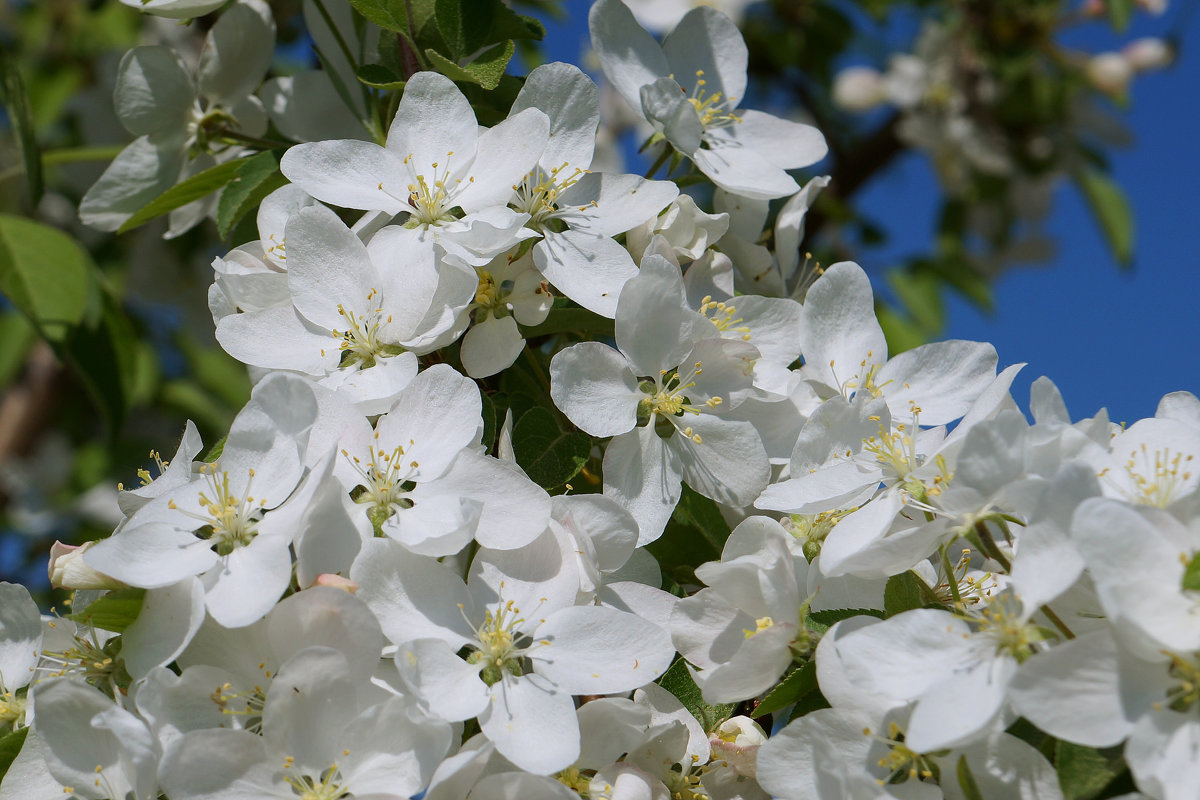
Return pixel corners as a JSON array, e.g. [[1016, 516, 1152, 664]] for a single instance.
[[0, 689, 26, 732], [392, 151, 464, 226], [698, 296, 751, 341], [513, 163, 588, 228], [684, 69, 742, 130], [330, 290, 404, 370], [1162, 651, 1200, 713], [344, 438, 420, 532], [173, 467, 262, 556], [39, 625, 123, 692], [638, 362, 723, 443], [968, 595, 1050, 663], [285, 763, 350, 800], [785, 507, 857, 561], [869, 722, 939, 784], [1099, 444, 1194, 508]]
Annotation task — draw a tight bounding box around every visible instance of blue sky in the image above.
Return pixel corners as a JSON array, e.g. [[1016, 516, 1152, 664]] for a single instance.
[[538, 0, 1200, 425]]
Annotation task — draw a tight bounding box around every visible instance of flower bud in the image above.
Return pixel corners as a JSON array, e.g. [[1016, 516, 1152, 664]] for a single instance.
[[310, 573, 359, 593], [1085, 52, 1133, 95], [47, 541, 127, 591], [709, 716, 768, 778], [833, 67, 887, 112], [1122, 37, 1173, 72]]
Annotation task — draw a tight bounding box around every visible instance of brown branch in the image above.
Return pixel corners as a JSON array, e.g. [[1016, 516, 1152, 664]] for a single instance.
[[0, 342, 65, 509]]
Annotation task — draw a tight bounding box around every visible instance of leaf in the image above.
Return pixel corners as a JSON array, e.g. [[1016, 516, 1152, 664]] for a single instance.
[[424, 40, 514, 90], [1075, 167, 1134, 268], [888, 269, 943, 335], [0, 216, 89, 343], [1182, 553, 1200, 592], [118, 156, 251, 234], [216, 151, 288, 241], [1106, 0, 1134, 30], [752, 661, 816, 719], [347, 0, 407, 30], [0, 53, 43, 205], [956, 755, 984, 800], [196, 433, 225, 463], [511, 406, 590, 489], [884, 570, 938, 617], [806, 607, 884, 635], [656, 657, 737, 731], [672, 485, 732, 554], [518, 305, 614, 338], [0, 216, 138, 431], [67, 588, 147, 633], [355, 63, 407, 90], [0, 726, 29, 784], [1055, 741, 1120, 800]]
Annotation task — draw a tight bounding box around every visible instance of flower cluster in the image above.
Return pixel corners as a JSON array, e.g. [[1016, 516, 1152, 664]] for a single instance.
[[0, 2, 1193, 800]]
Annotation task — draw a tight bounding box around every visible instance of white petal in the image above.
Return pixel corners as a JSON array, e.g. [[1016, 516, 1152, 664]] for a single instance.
[[588, 0, 670, 111], [280, 140, 409, 215], [0, 583, 40, 691], [693, 141, 799, 200], [395, 639, 489, 722], [386, 72, 478, 173], [512, 62, 599, 169], [114, 47, 194, 137], [79, 135, 184, 232], [479, 676, 580, 775], [121, 577, 206, 680], [198, 0, 275, 107], [535, 230, 638, 318], [603, 426, 683, 546], [662, 6, 747, 111], [550, 342, 640, 438], [799, 261, 886, 393], [531, 605, 674, 694], [615, 255, 697, 376], [560, 173, 680, 237], [461, 316, 526, 379]]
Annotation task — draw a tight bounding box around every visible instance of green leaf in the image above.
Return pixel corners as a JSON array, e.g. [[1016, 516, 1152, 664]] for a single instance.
[[347, 0, 407, 31], [356, 63, 407, 90], [0, 312, 35, 388], [884, 571, 938, 617], [656, 657, 737, 731], [518, 305, 614, 338], [0, 53, 43, 205], [876, 304, 928, 355], [1055, 741, 1120, 800], [1075, 167, 1135, 268], [1182, 552, 1200, 592], [1106, 0, 1134, 30], [511, 406, 590, 489], [216, 151, 288, 241], [888, 269, 944, 335], [806, 607, 884, 635], [672, 485, 732, 554], [0, 216, 138, 431], [68, 588, 147, 633], [118, 156, 251, 234], [752, 661, 816, 718], [202, 434, 228, 463], [956, 755, 984, 800], [0, 216, 89, 342], [424, 40, 514, 90], [0, 726, 29, 784]]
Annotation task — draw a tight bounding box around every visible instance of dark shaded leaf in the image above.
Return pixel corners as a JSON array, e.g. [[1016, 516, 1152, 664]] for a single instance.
[[0, 53, 43, 205], [657, 656, 736, 731], [216, 150, 288, 241], [511, 406, 590, 489], [68, 588, 147, 633], [118, 156, 251, 234], [752, 661, 816, 718]]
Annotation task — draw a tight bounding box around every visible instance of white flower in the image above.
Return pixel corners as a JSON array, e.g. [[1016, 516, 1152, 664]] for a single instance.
[[590, 0, 827, 199], [551, 255, 769, 541], [281, 71, 549, 267]]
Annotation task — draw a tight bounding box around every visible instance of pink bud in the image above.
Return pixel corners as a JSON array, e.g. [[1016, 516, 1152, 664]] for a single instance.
[[311, 573, 359, 593]]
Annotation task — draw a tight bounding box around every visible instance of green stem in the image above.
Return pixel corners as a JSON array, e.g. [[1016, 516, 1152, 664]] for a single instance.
[[940, 545, 964, 607], [216, 130, 291, 150], [41, 145, 125, 165], [1039, 604, 1076, 640], [972, 520, 1012, 572], [643, 144, 672, 179]]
